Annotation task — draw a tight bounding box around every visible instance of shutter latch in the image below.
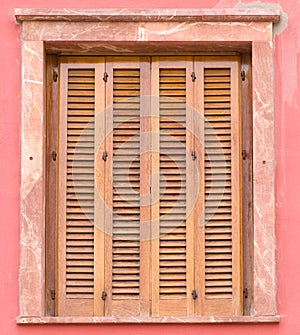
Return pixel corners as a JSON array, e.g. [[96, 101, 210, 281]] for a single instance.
[[102, 151, 108, 161], [192, 290, 198, 300], [191, 151, 197, 160], [191, 72, 196, 82], [101, 291, 108, 300]]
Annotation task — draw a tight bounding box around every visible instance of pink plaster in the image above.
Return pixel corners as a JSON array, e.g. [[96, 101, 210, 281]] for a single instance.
[[1, 0, 300, 334]]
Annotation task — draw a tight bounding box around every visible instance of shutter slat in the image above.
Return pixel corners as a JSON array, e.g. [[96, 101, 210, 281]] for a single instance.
[[111, 68, 141, 301], [204, 68, 233, 300], [64, 69, 95, 300], [159, 68, 187, 301]]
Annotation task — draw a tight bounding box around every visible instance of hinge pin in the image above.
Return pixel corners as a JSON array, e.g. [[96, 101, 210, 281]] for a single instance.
[[51, 151, 57, 162], [191, 72, 196, 82], [242, 149, 247, 160], [192, 290, 198, 300], [50, 289, 56, 300], [102, 151, 108, 161], [241, 70, 246, 81], [53, 69, 58, 82], [103, 72, 108, 82], [101, 291, 107, 300]]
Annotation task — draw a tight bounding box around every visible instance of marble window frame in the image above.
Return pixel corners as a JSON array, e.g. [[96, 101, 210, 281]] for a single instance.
[[15, 8, 280, 324]]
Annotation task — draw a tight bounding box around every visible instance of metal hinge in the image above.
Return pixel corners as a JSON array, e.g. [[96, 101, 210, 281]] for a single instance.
[[51, 151, 57, 162], [241, 69, 246, 81], [103, 72, 108, 82], [102, 151, 108, 161], [192, 290, 198, 300], [50, 289, 56, 300], [242, 149, 247, 160], [191, 72, 196, 82], [101, 291, 108, 300], [243, 288, 248, 299], [53, 68, 58, 82]]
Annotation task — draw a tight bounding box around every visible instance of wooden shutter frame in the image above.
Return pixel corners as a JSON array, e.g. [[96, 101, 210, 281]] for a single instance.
[[194, 56, 242, 316], [104, 57, 151, 316], [151, 56, 195, 317], [57, 58, 106, 316]]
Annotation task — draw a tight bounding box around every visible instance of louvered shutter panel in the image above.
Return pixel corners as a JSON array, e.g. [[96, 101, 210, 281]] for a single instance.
[[104, 57, 151, 316], [57, 59, 105, 316], [194, 57, 242, 316], [151, 57, 194, 316]]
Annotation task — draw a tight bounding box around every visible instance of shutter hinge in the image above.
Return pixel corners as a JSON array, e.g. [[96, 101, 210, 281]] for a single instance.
[[53, 69, 58, 82], [192, 290, 198, 300], [243, 288, 248, 299], [241, 69, 246, 81], [191, 151, 197, 160], [242, 149, 247, 160], [101, 291, 108, 300], [50, 289, 56, 300], [102, 151, 108, 161], [103, 72, 108, 82], [51, 150, 57, 162], [191, 72, 196, 82]]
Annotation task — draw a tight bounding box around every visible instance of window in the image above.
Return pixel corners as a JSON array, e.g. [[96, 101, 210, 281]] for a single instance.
[[55, 56, 242, 317], [16, 8, 279, 323]]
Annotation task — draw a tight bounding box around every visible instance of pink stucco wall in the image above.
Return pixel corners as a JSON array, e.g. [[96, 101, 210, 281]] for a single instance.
[[0, 0, 299, 334]]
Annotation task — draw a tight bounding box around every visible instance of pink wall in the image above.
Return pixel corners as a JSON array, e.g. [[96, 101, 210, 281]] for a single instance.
[[0, 0, 299, 334]]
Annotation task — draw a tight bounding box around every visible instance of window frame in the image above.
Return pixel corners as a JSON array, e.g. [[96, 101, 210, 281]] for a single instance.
[[15, 8, 280, 324]]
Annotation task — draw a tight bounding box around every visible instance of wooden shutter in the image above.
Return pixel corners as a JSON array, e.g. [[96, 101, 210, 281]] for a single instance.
[[194, 56, 242, 316], [56, 56, 243, 318], [104, 57, 151, 316], [57, 58, 105, 316], [151, 57, 194, 316]]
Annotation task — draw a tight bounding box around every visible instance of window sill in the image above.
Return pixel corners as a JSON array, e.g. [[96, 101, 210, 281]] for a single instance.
[[17, 315, 280, 324]]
